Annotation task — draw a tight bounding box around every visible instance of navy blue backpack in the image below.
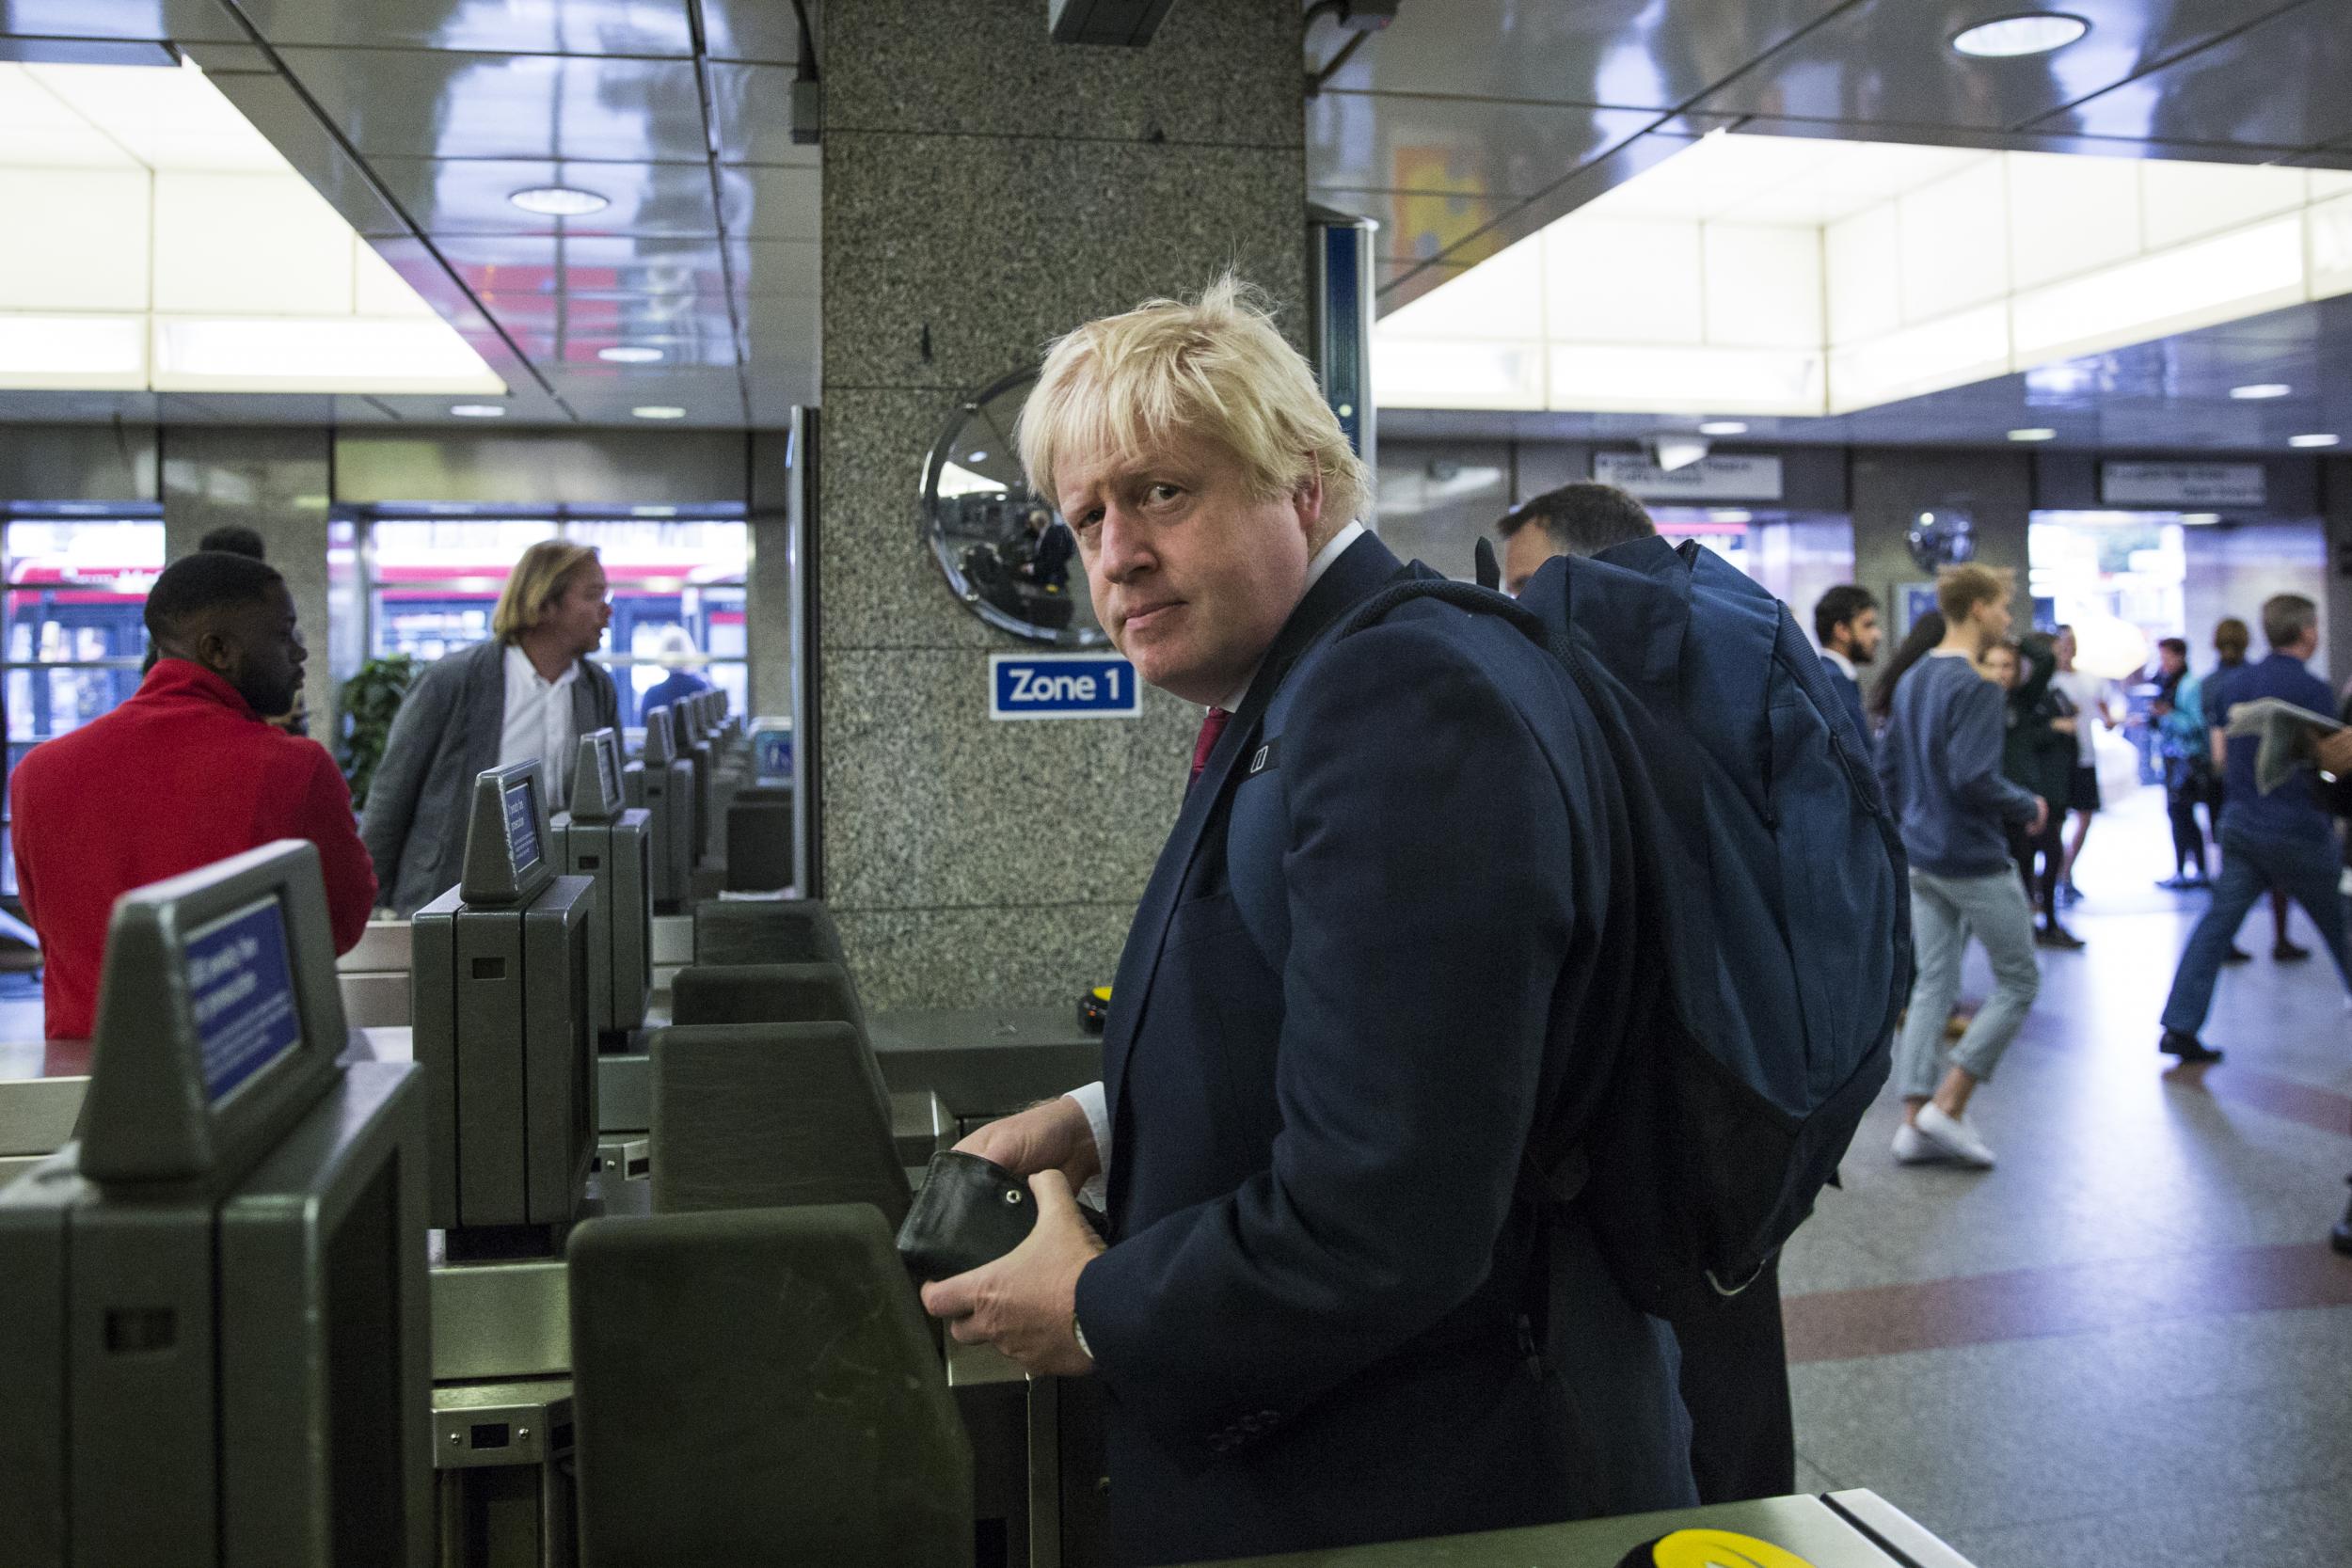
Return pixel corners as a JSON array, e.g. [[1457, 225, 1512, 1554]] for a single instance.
[[1328, 535, 1909, 1321]]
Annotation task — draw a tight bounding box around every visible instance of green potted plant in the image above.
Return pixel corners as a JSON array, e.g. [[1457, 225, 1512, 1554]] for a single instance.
[[339, 654, 418, 811]]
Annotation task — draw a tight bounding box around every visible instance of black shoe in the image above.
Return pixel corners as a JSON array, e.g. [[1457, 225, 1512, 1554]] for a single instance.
[[2160, 1029, 2224, 1064], [2333, 1185, 2352, 1258], [2275, 941, 2312, 962], [2156, 874, 2209, 892], [2035, 924, 2086, 950], [2223, 945, 2253, 964]]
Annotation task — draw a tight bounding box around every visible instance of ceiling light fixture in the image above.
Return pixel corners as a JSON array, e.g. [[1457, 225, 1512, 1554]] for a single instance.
[[2288, 433, 2340, 448], [632, 404, 688, 420], [2229, 383, 2292, 400], [509, 184, 610, 216], [450, 404, 506, 418], [1951, 13, 2090, 58], [1697, 420, 1748, 436], [2180, 514, 2222, 526], [598, 345, 664, 363], [2007, 427, 2058, 442]]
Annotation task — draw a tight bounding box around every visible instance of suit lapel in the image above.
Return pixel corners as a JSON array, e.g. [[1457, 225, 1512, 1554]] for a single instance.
[[1103, 533, 1407, 1152]]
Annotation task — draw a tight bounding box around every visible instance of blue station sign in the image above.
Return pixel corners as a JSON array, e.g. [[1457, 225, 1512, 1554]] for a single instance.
[[989, 653, 1143, 721]]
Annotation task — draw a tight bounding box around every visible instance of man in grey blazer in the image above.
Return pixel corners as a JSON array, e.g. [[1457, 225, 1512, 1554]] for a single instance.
[[361, 541, 620, 914]]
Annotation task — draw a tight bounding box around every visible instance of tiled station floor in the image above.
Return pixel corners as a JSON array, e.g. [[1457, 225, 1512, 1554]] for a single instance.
[[1780, 786, 2352, 1567]]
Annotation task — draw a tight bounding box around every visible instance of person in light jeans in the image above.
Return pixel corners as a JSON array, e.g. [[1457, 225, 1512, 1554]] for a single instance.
[[1876, 564, 2047, 1168]]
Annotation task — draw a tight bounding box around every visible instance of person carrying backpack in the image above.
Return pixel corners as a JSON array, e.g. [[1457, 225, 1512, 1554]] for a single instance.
[[916, 278, 1694, 1564], [1880, 566, 2047, 1169]]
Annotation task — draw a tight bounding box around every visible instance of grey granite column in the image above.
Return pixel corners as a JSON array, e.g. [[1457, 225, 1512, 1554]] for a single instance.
[[1851, 451, 2034, 633], [160, 426, 335, 736], [819, 0, 1306, 1007]]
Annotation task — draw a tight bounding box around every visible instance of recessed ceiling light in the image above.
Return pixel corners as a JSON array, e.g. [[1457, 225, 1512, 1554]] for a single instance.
[[598, 345, 664, 363], [450, 404, 506, 418], [1697, 420, 1748, 436], [2007, 427, 2058, 442], [966, 450, 989, 462], [509, 184, 610, 216], [2229, 383, 2292, 400], [1952, 13, 2090, 58], [1708, 509, 1754, 524], [2181, 514, 2221, 526], [2288, 433, 2340, 448], [632, 404, 688, 420]]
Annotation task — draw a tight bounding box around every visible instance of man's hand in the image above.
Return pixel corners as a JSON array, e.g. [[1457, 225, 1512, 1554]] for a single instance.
[[2028, 795, 2049, 836], [919, 1170, 1106, 1377], [2317, 726, 2352, 777], [956, 1096, 1101, 1187]]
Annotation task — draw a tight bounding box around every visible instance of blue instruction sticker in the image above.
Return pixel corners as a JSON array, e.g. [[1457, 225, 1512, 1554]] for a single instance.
[[990, 654, 1143, 721], [504, 779, 542, 870], [186, 897, 302, 1103]]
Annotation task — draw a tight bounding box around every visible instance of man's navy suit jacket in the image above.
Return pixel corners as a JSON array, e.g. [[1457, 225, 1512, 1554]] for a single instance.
[[1074, 533, 1692, 1565], [1825, 663, 1869, 749]]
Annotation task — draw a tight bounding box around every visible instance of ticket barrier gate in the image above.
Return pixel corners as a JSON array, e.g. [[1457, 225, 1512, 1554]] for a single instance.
[[0, 841, 433, 1567], [1185, 1490, 1979, 1568], [567, 1205, 971, 1566], [405, 763, 609, 1568], [624, 707, 695, 913], [691, 895, 845, 967], [548, 729, 654, 1048]]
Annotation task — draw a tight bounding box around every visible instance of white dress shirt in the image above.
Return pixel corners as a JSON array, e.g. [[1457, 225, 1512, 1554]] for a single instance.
[[498, 641, 581, 798], [1820, 647, 1857, 683], [1068, 518, 1369, 1187]]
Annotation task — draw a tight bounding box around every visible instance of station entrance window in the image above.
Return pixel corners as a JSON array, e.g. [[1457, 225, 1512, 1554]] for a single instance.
[[340, 508, 752, 725], [2, 508, 166, 897]]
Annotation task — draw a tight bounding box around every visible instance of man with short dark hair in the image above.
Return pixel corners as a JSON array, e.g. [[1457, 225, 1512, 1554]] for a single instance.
[[8, 550, 375, 1038], [1495, 482, 1656, 594], [197, 524, 267, 559], [1879, 564, 2046, 1170], [2158, 593, 2349, 1069], [1813, 585, 1881, 741]]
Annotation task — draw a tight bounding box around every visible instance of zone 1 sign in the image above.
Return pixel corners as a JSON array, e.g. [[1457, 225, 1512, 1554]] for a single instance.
[[989, 654, 1143, 721]]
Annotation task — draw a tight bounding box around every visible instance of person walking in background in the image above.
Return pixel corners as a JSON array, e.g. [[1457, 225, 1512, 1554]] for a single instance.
[[2202, 617, 2307, 961], [1492, 482, 1657, 596], [2152, 637, 2214, 890], [2158, 594, 2351, 1068], [1813, 585, 1881, 744], [1879, 566, 2045, 1169], [639, 624, 713, 726], [1995, 634, 2083, 949], [361, 540, 618, 915], [2047, 625, 2116, 904], [1867, 610, 1948, 739]]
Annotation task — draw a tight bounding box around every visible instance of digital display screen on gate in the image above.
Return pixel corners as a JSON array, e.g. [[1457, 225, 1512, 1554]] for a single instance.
[[596, 733, 619, 806], [504, 777, 542, 873], [186, 895, 303, 1104]]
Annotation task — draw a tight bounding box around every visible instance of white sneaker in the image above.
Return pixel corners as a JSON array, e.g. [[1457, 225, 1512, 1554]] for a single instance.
[[1915, 1102, 1995, 1169], [1891, 1120, 1941, 1164]]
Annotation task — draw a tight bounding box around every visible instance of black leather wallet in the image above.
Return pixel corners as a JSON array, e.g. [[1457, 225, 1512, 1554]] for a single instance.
[[895, 1150, 1109, 1281]]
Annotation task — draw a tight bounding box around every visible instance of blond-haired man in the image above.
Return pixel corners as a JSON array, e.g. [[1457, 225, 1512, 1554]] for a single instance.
[[1877, 564, 2046, 1170], [918, 278, 1692, 1563], [360, 540, 616, 914]]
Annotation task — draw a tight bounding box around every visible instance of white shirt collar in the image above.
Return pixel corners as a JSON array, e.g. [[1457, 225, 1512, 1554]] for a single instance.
[[1820, 647, 1856, 681], [504, 641, 580, 689], [1212, 520, 1365, 714]]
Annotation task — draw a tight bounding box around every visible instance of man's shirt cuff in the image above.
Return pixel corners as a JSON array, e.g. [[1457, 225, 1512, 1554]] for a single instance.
[[1065, 1082, 1111, 1210]]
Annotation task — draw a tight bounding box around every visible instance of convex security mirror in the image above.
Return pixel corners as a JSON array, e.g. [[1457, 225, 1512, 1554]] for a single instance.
[[922, 371, 1108, 648]]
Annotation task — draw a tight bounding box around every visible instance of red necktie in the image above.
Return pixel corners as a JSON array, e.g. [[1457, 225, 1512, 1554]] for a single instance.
[[1189, 707, 1231, 787]]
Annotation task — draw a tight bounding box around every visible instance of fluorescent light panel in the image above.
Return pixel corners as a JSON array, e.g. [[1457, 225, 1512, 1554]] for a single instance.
[[0, 58, 508, 398], [1375, 131, 2352, 423]]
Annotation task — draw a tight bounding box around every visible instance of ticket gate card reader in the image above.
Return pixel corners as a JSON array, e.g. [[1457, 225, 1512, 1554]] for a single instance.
[[0, 840, 433, 1568], [669, 696, 716, 863], [551, 728, 654, 1042], [411, 764, 601, 1256], [628, 706, 695, 911]]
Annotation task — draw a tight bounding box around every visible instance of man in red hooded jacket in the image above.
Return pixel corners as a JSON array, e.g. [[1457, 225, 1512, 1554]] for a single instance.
[[10, 548, 374, 1038]]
